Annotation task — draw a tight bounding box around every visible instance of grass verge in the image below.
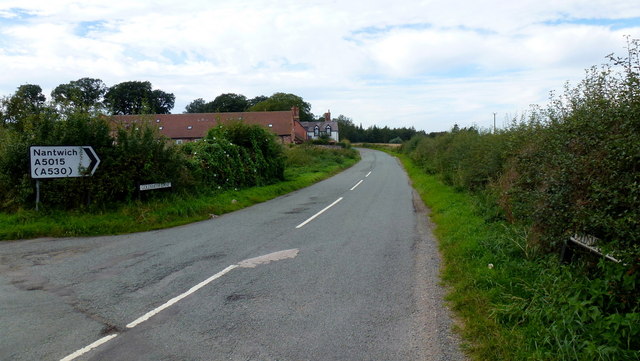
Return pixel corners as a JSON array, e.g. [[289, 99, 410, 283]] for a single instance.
[[396, 151, 640, 361], [0, 146, 359, 240]]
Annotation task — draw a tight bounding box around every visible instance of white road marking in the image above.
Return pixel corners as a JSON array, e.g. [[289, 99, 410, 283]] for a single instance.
[[350, 180, 364, 191], [61, 248, 301, 360], [126, 264, 238, 328], [238, 249, 299, 268], [365, 171, 372, 177], [296, 197, 343, 229], [59, 334, 118, 361]]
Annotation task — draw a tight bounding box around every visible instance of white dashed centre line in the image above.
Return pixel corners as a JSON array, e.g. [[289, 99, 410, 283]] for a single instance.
[[60, 249, 299, 361], [60, 334, 118, 361], [350, 180, 364, 191], [365, 171, 372, 177], [126, 264, 238, 328], [295, 197, 343, 229]]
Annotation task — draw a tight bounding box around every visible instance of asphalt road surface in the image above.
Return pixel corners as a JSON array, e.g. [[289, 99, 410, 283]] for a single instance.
[[0, 148, 464, 361]]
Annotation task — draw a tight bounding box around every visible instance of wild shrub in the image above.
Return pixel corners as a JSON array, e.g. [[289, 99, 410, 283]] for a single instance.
[[182, 122, 285, 190], [501, 41, 640, 260], [401, 40, 640, 358], [0, 107, 188, 210]]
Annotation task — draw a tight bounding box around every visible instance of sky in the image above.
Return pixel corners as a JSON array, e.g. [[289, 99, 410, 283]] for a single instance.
[[1, 1, 639, 133]]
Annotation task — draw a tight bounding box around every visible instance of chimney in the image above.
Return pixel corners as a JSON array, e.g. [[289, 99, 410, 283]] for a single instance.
[[324, 109, 331, 122], [291, 106, 300, 121]]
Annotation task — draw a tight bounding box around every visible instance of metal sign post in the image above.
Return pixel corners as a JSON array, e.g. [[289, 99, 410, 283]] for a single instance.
[[30, 146, 101, 210]]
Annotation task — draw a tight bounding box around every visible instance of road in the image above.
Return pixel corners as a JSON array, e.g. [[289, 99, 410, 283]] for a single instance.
[[0, 148, 464, 361]]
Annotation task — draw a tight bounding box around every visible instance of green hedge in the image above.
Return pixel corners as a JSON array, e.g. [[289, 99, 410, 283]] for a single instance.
[[402, 41, 640, 265], [0, 110, 285, 211]]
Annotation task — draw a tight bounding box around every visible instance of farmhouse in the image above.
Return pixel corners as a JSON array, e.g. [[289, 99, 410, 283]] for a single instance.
[[111, 107, 308, 144], [300, 111, 339, 142]]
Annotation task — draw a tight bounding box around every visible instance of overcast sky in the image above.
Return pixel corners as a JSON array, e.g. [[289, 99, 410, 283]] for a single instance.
[[1, 1, 639, 132]]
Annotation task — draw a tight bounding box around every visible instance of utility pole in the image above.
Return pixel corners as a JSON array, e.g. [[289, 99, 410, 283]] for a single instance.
[[493, 112, 497, 133]]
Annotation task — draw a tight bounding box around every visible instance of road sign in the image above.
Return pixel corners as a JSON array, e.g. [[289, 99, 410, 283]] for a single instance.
[[30, 146, 101, 179], [140, 182, 172, 191]]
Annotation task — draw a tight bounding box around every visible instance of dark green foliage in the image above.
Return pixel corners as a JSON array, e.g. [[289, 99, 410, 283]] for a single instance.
[[184, 93, 249, 113], [403, 40, 640, 265], [400, 154, 640, 360], [210, 93, 249, 112], [1, 84, 47, 127], [181, 122, 284, 190], [248, 92, 313, 121], [104, 81, 175, 115], [400, 40, 640, 359], [51, 78, 106, 112], [0, 106, 187, 210], [335, 114, 424, 143], [184, 98, 212, 113], [405, 127, 512, 192]]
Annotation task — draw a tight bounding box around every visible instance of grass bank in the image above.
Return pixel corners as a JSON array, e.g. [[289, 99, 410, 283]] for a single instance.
[[396, 151, 639, 361], [0, 145, 359, 240]]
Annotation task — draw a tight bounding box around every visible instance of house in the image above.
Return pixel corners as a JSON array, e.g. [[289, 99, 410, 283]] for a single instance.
[[300, 111, 339, 142], [110, 107, 308, 144]]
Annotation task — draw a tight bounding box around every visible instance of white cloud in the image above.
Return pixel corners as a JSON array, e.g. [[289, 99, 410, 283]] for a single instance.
[[0, 0, 639, 132]]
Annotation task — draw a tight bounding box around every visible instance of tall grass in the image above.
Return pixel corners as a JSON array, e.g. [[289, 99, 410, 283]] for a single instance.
[[396, 39, 640, 360], [398, 152, 640, 360]]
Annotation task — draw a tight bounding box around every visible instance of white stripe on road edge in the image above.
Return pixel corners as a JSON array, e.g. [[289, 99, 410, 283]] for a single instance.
[[365, 171, 372, 177], [60, 249, 300, 361], [126, 264, 238, 328], [296, 197, 343, 229], [60, 334, 118, 361], [350, 180, 364, 191]]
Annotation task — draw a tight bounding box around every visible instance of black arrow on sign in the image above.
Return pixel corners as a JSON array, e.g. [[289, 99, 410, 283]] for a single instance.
[[82, 146, 101, 175]]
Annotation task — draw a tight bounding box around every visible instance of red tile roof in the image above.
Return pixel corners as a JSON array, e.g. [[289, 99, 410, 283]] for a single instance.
[[111, 111, 306, 143]]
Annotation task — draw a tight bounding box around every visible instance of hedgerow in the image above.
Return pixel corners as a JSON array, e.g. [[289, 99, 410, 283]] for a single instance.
[[402, 39, 640, 359], [0, 105, 285, 211]]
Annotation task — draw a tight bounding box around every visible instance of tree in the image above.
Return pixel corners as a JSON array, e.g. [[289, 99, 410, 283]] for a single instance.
[[248, 92, 313, 121], [1, 84, 47, 126], [51, 78, 107, 112], [104, 81, 174, 115], [211, 93, 248, 112], [335, 115, 358, 142], [148, 89, 175, 114], [247, 95, 268, 108], [184, 98, 212, 113]]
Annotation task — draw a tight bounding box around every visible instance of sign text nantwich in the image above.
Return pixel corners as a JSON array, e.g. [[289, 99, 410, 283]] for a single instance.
[[30, 146, 101, 179]]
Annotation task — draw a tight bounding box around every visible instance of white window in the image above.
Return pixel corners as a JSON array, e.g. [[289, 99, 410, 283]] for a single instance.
[[176, 139, 183, 145], [326, 125, 331, 134], [314, 125, 319, 136], [187, 125, 193, 130]]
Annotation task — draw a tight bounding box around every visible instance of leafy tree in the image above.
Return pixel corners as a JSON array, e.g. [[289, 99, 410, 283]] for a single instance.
[[248, 92, 313, 121], [1, 84, 46, 125], [148, 89, 175, 114], [211, 93, 248, 112], [51, 78, 107, 112], [185, 94, 249, 113], [184, 98, 213, 113], [104, 81, 174, 115], [248, 95, 268, 108]]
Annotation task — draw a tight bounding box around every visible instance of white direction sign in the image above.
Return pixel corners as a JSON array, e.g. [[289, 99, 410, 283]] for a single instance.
[[30, 146, 101, 179]]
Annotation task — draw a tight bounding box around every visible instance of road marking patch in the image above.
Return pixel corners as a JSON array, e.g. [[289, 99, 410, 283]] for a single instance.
[[60, 249, 299, 361], [238, 249, 299, 268]]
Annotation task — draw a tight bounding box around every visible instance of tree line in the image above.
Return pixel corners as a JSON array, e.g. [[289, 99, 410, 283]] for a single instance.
[[1, 78, 426, 144], [333, 114, 429, 144]]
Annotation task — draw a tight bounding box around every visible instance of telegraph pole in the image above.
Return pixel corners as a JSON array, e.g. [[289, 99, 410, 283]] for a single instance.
[[493, 112, 497, 133]]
